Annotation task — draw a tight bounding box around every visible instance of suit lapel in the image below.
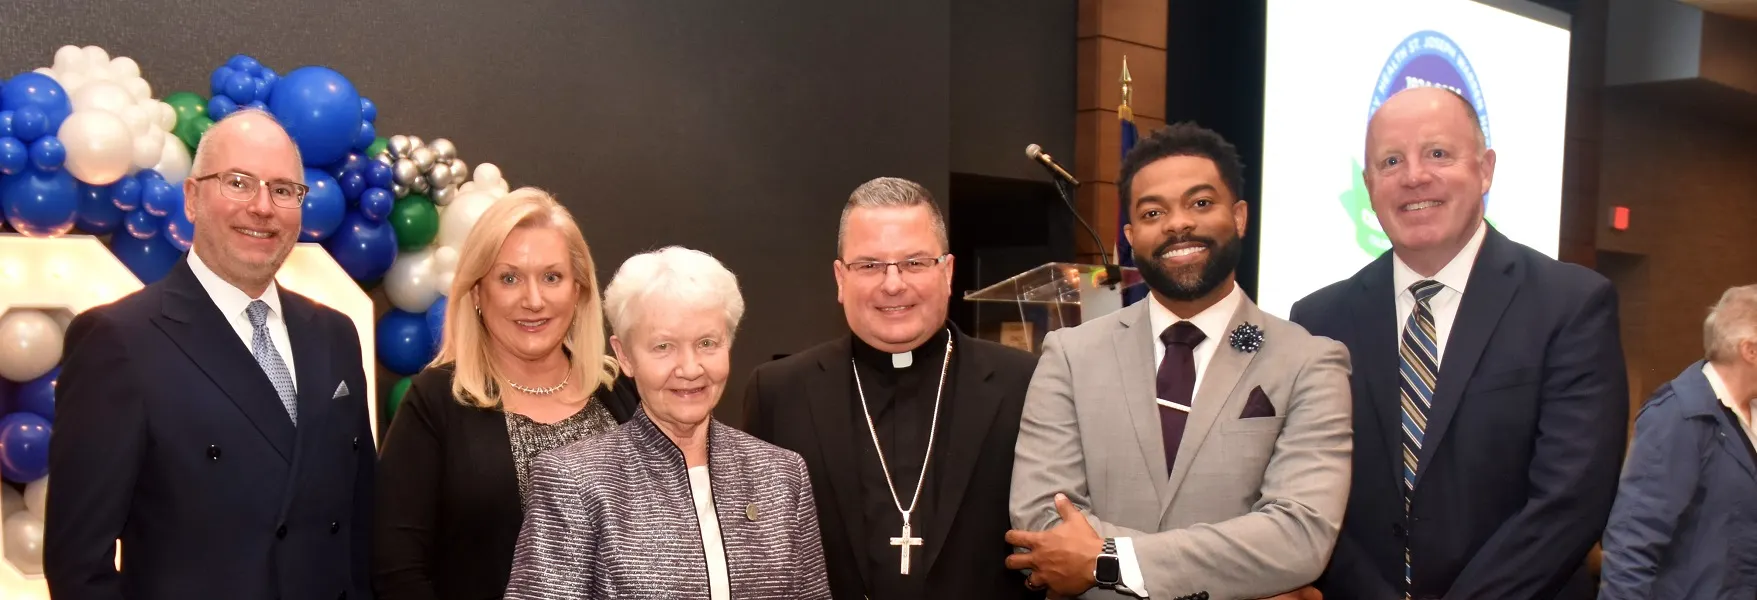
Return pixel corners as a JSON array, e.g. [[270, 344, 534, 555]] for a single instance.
[[279, 289, 333, 517], [1350, 253, 1407, 489], [803, 338, 871, 587], [151, 260, 295, 462], [920, 328, 1003, 574], [1414, 229, 1519, 490], [1113, 302, 1171, 504], [1163, 296, 1262, 514]]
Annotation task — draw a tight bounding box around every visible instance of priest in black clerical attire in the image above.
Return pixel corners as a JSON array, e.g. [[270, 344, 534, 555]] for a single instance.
[[744, 177, 1041, 599]]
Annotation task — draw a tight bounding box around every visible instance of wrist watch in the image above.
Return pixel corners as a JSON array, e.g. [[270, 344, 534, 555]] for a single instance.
[[1095, 537, 1121, 589]]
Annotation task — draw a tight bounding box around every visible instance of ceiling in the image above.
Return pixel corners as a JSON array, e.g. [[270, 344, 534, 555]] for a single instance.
[[1680, 0, 1757, 21]]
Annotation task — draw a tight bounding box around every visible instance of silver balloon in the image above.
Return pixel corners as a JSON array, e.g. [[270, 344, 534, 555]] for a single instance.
[[387, 135, 412, 159], [431, 185, 455, 206], [449, 160, 469, 185], [392, 182, 409, 198], [375, 152, 395, 166], [427, 166, 453, 188], [407, 136, 424, 152], [429, 138, 458, 162], [394, 159, 421, 186], [411, 177, 431, 194], [411, 147, 436, 172]]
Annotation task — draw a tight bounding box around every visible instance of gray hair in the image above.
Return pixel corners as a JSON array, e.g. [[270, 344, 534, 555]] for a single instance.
[[836, 177, 948, 257], [603, 246, 745, 341], [189, 108, 304, 178], [1705, 284, 1757, 362]]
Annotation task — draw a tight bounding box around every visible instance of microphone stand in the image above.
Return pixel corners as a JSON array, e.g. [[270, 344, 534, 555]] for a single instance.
[[1050, 177, 1123, 288]]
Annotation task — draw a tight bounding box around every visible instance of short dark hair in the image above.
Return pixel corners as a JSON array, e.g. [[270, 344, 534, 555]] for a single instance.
[[1118, 122, 1246, 215]]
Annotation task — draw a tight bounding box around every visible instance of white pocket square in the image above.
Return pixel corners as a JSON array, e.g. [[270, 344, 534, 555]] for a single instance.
[[333, 381, 349, 399]]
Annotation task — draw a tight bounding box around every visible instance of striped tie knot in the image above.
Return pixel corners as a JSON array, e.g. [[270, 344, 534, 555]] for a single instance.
[[1410, 280, 1444, 303]]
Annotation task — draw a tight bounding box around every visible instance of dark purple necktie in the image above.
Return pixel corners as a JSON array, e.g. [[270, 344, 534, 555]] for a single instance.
[[1156, 321, 1205, 477]]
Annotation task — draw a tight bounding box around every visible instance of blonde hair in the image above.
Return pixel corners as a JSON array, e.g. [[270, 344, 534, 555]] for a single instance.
[[431, 187, 615, 408]]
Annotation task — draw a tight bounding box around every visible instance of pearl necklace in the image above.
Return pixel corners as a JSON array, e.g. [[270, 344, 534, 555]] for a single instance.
[[505, 372, 569, 395]]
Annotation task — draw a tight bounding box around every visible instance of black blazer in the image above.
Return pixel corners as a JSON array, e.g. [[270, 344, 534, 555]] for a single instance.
[[742, 327, 1042, 600], [45, 257, 375, 600], [372, 364, 638, 600], [1290, 226, 1629, 600]]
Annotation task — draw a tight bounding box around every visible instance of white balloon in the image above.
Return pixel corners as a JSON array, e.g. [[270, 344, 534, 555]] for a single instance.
[[0, 310, 62, 382], [153, 136, 192, 182], [22, 478, 46, 521], [120, 103, 149, 133], [156, 101, 177, 131], [133, 132, 162, 170], [3, 512, 45, 575], [473, 163, 503, 186], [71, 80, 134, 115], [33, 67, 56, 78], [435, 190, 502, 250], [1, 485, 22, 517], [109, 56, 141, 80], [124, 76, 151, 101], [57, 72, 89, 96], [51, 310, 73, 332], [383, 248, 443, 313], [59, 110, 135, 186], [433, 246, 460, 295], [81, 46, 111, 71], [53, 45, 84, 74]]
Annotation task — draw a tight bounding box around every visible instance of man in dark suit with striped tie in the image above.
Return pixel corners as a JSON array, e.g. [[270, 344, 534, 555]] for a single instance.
[[1290, 87, 1628, 600], [46, 110, 375, 600]]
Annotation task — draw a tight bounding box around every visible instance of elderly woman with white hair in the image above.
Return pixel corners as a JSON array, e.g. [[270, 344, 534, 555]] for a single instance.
[[504, 246, 831, 600], [1598, 284, 1757, 599]]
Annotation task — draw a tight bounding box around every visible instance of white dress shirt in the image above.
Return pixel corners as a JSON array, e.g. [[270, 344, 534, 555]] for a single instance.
[[1116, 281, 1246, 597], [688, 465, 731, 600], [187, 248, 297, 388], [1703, 363, 1757, 452], [1391, 221, 1488, 364]]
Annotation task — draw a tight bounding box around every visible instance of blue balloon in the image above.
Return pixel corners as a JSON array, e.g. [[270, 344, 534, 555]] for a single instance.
[[210, 66, 237, 97], [2, 168, 78, 237], [135, 169, 164, 182], [0, 111, 13, 138], [226, 71, 256, 104], [268, 66, 364, 166], [259, 69, 279, 93], [359, 187, 393, 221], [76, 182, 122, 234], [254, 78, 272, 103], [1, 73, 71, 131], [226, 54, 261, 75], [0, 138, 28, 175], [365, 160, 393, 190], [12, 106, 48, 143], [163, 203, 195, 252], [425, 295, 448, 354], [298, 167, 345, 242], [16, 366, 57, 421], [110, 175, 142, 210], [245, 100, 268, 112], [111, 228, 181, 283], [0, 378, 13, 415], [354, 121, 376, 151], [141, 179, 179, 217], [359, 97, 377, 123], [321, 209, 398, 281], [0, 412, 51, 483], [338, 171, 366, 202], [125, 207, 162, 239], [29, 136, 64, 171], [207, 95, 238, 121], [376, 309, 435, 376]]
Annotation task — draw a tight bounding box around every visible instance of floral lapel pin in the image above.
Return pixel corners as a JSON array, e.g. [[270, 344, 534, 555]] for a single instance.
[[1229, 323, 1265, 353]]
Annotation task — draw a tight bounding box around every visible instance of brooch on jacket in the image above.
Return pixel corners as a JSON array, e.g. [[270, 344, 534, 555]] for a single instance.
[[1229, 323, 1264, 353]]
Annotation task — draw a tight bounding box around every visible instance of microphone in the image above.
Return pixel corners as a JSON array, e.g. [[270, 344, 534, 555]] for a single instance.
[[1023, 143, 1120, 287], [1025, 144, 1080, 186]]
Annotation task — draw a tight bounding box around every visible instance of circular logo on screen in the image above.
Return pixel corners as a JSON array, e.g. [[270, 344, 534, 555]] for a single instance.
[[1341, 30, 1490, 257]]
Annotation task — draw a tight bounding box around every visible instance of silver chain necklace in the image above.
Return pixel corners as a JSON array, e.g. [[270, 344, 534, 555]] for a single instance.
[[851, 331, 952, 576], [505, 372, 569, 396]]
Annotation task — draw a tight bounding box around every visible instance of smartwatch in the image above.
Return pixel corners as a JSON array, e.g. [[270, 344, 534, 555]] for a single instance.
[[1095, 537, 1121, 589]]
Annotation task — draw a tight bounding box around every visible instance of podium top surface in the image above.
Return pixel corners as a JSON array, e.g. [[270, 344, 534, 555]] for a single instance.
[[963, 262, 1144, 305]]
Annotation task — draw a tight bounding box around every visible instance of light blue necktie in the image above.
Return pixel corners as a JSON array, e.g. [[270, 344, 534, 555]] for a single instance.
[[1399, 279, 1444, 594], [247, 300, 297, 426]]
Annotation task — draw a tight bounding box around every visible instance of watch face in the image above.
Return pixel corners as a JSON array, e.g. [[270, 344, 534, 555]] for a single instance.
[[1096, 555, 1121, 585]]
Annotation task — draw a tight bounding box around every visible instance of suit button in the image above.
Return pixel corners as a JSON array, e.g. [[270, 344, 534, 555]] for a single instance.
[[1393, 523, 1407, 538], [352, 437, 359, 450], [275, 524, 287, 539], [207, 445, 221, 461], [330, 521, 340, 534]]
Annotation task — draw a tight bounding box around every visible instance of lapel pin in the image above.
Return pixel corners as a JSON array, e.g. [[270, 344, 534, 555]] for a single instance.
[[1229, 323, 1265, 353], [745, 503, 759, 522]]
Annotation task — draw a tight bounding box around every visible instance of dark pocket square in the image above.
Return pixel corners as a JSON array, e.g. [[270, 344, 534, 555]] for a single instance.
[[1240, 386, 1276, 419]]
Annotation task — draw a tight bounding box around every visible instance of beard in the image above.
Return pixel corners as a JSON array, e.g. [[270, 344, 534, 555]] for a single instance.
[[1133, 229, 1243, 302]]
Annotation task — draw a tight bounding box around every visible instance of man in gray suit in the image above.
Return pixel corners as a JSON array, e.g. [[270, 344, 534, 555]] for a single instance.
[[1006, 123, 1352, 600]]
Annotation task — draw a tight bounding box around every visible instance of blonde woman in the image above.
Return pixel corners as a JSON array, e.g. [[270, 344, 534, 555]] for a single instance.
[[373, 188, 637, 600]]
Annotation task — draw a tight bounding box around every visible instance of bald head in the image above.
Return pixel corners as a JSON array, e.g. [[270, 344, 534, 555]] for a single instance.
[[191, 109, 303, 181], [182, 108, 307, 298], [1368, 87, 1486, 158]]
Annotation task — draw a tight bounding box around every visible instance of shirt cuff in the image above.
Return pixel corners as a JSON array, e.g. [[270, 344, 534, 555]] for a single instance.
[[1116, 537, 1150, 597]]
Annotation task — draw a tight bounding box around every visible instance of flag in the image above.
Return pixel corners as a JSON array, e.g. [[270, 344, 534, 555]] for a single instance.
[[1117, 57, 1148, 307]]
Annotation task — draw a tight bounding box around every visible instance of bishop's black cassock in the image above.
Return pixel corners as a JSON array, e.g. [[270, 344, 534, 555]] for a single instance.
[[743, 323, 1042, 599]]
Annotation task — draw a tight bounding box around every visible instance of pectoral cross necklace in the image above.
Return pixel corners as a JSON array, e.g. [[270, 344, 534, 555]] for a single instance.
[[852, 332, 952, 576]]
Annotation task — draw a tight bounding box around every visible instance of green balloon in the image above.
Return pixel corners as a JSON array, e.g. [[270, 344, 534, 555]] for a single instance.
[[164, 92, 207, 124], [366, 136, 388, 159], [385, 376, 413, 423], [389, 194, 440, 251], [179, 115, 215, 152]]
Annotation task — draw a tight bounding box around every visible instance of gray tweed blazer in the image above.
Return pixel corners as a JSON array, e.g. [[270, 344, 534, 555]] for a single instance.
[[504, 408, 831, 599]]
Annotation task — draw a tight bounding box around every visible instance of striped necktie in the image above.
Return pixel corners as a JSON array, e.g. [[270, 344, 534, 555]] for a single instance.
[[1399, 279, 1444, 593]]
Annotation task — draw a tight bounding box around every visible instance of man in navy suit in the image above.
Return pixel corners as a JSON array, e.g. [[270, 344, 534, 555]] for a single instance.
[[45, 109, 375, 600], [1290, 87, 1628, 600]]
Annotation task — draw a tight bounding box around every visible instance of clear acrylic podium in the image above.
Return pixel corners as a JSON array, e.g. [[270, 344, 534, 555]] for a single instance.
[[962, 263, 1145, 353]]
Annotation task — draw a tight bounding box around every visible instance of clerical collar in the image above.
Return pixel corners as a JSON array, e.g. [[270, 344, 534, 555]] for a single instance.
[[851, 326, 952, 371]]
